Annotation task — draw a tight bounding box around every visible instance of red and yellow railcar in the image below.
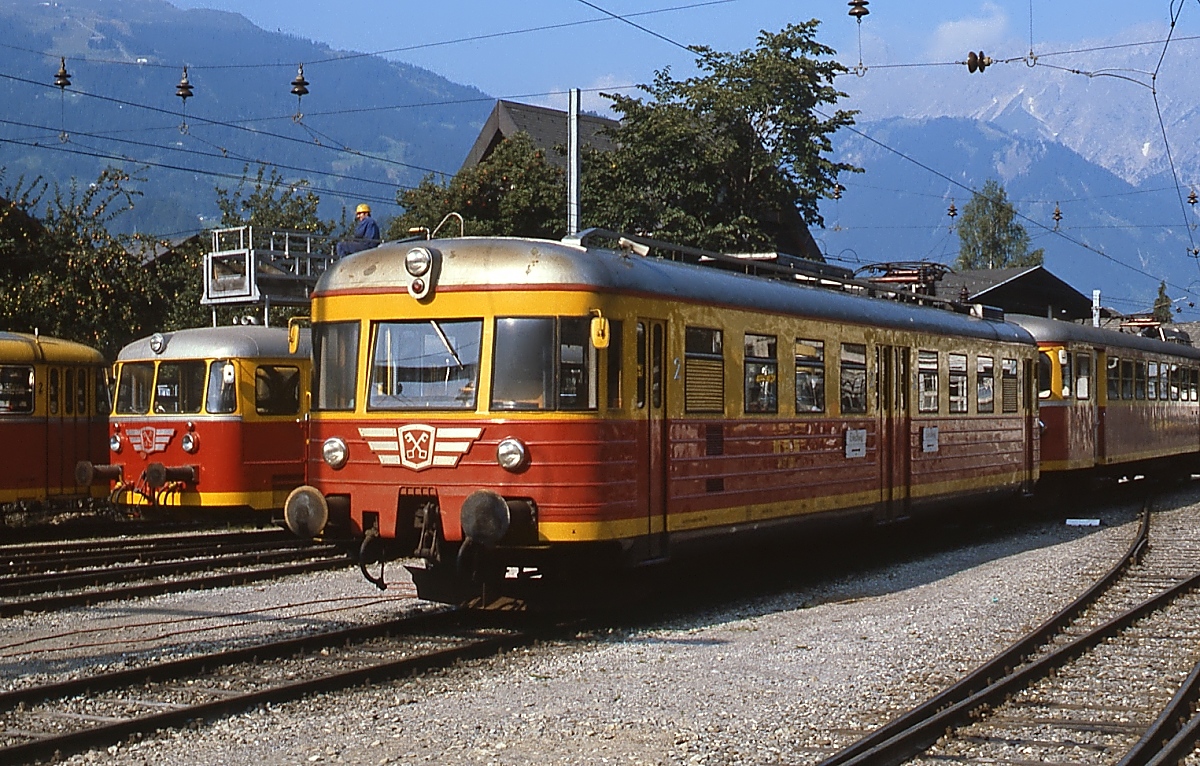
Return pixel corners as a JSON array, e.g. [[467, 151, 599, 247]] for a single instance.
[[0, 331, 108, 509], [1011, 315, 1200, 479], [78, 326, 310, 515], [282, 234, 1042, 603]]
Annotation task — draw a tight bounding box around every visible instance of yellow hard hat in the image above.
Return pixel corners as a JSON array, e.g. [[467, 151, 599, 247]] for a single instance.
[[356, 203, 371, 214]]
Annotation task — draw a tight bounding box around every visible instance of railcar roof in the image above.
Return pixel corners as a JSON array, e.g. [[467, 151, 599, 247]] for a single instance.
[[117, 326, 311, 362], [1009, 315, 1200, 360], [316, 237, 1036, 346], [0, 332, 105, 364]]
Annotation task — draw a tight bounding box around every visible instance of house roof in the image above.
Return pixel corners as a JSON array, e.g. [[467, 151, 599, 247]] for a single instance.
[[460, 100, 618, 171], [938, 265, 1093, 321]]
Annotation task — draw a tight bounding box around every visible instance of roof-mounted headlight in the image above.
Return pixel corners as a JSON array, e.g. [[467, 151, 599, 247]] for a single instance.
[[405, 247, 432, 277]]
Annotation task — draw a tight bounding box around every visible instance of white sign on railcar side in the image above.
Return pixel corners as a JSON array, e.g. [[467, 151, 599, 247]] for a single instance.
[[844, 428, 867, 458], [922, 426, 939, 453]]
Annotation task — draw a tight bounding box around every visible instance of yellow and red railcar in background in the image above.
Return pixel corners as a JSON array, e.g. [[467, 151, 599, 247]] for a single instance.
[[283, 234, 1043, 603], [0, 331, 108, 510], [78, 326, 310, 516], [1011, 315, 1200, 481]]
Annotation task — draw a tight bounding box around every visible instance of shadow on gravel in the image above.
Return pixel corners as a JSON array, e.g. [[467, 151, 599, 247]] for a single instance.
[[600, 477, 1200, 637]]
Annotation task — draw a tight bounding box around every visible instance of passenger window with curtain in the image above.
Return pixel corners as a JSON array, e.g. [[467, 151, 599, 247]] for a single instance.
[[948, 353, 968, 413], [744, 334, 778, 414], [1076, 353, 1091, 400], [795, 339, 825, 413], [684, 327, 724, 413], [115, 362, 153, 415], [1001, 358, 1019, 413], [313, 321, 360, 412], [370, 319, 482, 411], [155, 361, 206, 414], [256, 365, 302, 415], [917, 350, 939, 413], [976, 356, 994, 413], [840, 343, 867, 415], [206, 360, 238, 414]]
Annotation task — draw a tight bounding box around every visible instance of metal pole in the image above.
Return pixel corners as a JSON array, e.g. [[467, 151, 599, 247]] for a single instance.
[[568, 88, 580, 235]]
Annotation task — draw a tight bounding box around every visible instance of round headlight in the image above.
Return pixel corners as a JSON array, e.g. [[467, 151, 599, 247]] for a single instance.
[[149, 332, 166, 355], [496, 436, 528, 472], [322, 437, 348, 469], [109, 434, 122, 453], [405, 247, 432, 277], [181, 432, 199, 454]]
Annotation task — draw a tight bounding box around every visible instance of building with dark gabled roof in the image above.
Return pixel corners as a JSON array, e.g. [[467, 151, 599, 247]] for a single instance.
[[460, 100, 617, 172], [937, 265, 1093, 321]]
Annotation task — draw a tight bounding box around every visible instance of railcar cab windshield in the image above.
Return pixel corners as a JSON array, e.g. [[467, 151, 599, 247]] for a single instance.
[[313, 315, 599, 413]]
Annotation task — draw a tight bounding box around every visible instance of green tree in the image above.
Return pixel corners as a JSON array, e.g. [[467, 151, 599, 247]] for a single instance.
[[1152, 281, 1173, 324], [215, 164, 335, 234], [388, 132, 566, 240], [582, 21, 859, 255], [955, 179, 1044, 270]]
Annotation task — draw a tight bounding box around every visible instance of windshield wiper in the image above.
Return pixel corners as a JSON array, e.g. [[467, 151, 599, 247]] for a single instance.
[[430, 320, 464, 370]]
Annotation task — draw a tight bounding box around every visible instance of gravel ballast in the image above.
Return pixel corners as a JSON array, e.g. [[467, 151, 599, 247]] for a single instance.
[[3, 489, 1185, 765]]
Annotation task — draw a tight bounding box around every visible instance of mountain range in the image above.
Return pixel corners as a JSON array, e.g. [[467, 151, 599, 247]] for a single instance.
[[1, 1, 1197, 315]]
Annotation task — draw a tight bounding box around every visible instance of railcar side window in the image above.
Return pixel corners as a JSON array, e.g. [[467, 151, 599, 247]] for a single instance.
[[256, 365, 302, 415], [1160, 363, 1169, 400], [0, 366, 34, 414], [559, 317, 597, 410], [840, 343, 868, 415], [1134, 362, 1147, 400], [917, 350, 938, 413], [97, 369, 111, 416], [795, 339, 825, 413], [1121, 360, 1134, 400], [1076, 353, 1091, 400], [115, 362, 153, 415], [1001, 358, 1019, 413], [370, 319, 483, 411], [1148, 362, 1159, 400], [313, 321, 360, 412], [1036, 352, 1052, 400], [684, 327, 724, 413], [64, 368, 74, 416], [606, 320, 624, 409], [206, 360, 238, 414], [76, 368, 89, 415], [948, 353, 968, 413], [744, 334, 778, 414], [976, 356, 994, 413], [1170, 364, 1181, 400], [1191, 369, 1198, 401], [48, 368, 59, 415], [1107, 357, 1120, 401], [156, 362, 206, 414]]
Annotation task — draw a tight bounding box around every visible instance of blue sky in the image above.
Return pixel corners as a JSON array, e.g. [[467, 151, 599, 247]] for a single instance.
[[168, 1, 1187, 113]]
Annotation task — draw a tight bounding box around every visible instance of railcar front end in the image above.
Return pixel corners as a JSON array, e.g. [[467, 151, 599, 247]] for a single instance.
[[77, 326, 310, 516]]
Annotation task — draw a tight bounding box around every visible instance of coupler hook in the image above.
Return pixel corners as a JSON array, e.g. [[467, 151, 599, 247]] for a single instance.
[[359, 526, 387, 591]]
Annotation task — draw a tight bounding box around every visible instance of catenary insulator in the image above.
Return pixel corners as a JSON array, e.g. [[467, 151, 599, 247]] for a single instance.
[[848, 0, 869, 21], [967, 51, 992, 73], [54, 57, 71, 89], [1189, 189, 1197, 206], [1053, 203, 1062, 223], [290, 64, 309, 97], [947, 202, 957, 219], [176, 67, 193, 102]]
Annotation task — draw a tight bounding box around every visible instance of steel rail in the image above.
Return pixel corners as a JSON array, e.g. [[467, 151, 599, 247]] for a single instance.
[[0, 610, 551, 765], [0, 556, 348, 617], [0, 528, 298, 567], [1119, 655, 1200, 766], [818, 505, 1152, 766]]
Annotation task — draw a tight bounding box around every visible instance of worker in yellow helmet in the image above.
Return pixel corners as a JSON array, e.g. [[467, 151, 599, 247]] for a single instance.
[[337, 203, 381, 257]]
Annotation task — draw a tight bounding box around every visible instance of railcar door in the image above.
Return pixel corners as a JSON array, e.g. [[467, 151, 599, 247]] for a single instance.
[[636, 319, 668, 559], [875, 345, 911, 522]]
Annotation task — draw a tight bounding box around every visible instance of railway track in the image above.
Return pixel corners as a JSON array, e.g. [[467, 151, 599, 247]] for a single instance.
[[0, 608, 552, 765], [820, 500, 1200, 766], [0, 529, 348, 616]]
